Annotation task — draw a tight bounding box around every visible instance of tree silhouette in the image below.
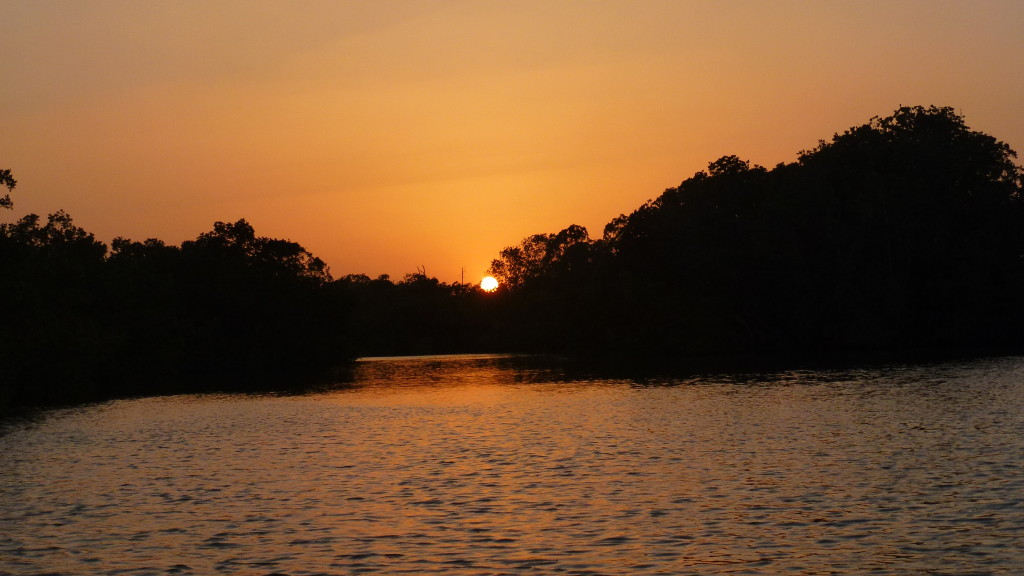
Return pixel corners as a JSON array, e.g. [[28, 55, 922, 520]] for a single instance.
[[1, 214, 353, 406], [490, 106, 1024, 358], [0, 168, 16, 210], [0, 210, 109, 404]]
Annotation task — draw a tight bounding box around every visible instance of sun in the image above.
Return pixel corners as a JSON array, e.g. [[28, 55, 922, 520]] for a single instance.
[[480, 276, 499, 292]]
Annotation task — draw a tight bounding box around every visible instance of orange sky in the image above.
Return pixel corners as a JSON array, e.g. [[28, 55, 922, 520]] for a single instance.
[[3, 0, 1023, 283]]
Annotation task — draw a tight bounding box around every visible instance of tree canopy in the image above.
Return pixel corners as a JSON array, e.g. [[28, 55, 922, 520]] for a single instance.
[[1, 168, 18, 210], [490, 106, 1024, 357], [0, 212, 352, 406]]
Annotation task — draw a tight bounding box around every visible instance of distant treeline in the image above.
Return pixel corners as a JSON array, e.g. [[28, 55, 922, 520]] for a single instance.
[[0, 212, 499, 406], [2, 106, 1023, 406]]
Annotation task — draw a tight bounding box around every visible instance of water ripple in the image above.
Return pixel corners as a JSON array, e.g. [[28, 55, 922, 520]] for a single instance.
[[1, 354, 1023, 574]]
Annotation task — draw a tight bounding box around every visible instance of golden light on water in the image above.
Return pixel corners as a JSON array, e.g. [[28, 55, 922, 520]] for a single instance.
[[480, 276, 499, 292]]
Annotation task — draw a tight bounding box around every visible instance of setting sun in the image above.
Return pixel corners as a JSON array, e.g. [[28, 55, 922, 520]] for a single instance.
[[480, 276, 499, 292]]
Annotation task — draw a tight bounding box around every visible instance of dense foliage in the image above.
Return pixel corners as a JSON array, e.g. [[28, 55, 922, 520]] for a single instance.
[[3, 106, 1023, 406], [0, 176, 497, 405], [489, 106, 1024, 358], [0, 213, 353, 405]]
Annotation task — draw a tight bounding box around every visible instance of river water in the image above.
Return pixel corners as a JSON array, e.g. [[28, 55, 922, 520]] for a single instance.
[[1, 354, 1022, 575]]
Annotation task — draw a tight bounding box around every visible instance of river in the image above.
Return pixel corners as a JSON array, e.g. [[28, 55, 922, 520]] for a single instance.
[[1, 354, 1022, 575]]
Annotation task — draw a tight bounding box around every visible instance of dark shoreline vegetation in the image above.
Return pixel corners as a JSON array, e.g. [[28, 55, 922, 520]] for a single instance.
[[3, 106, 1024, 408]]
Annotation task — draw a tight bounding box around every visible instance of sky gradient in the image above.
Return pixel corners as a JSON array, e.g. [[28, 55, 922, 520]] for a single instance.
[[3, 0, 1023, 282]]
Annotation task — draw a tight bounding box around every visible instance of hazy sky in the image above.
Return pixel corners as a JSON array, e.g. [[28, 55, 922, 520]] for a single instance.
[[3, 0, 1023, 282]]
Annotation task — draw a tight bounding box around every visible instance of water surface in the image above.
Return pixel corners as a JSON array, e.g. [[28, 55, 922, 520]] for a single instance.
[[2, 354, 1023, 575]]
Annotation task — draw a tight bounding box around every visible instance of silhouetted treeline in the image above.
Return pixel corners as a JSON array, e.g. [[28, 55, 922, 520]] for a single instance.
[[488, 106, 1024, 359], [336, 272, 502, 357], [4, 105, 1023, 406], [0, 189, 499, 406], [0, 214, 355, 405]]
